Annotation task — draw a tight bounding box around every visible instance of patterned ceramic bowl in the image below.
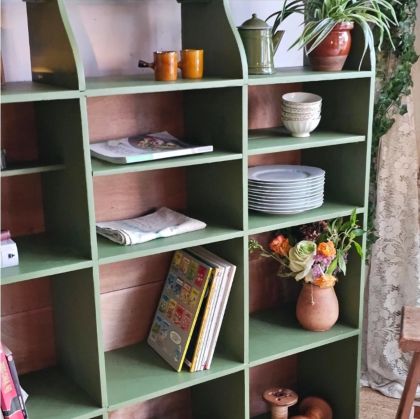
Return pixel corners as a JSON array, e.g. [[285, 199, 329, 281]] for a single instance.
[[282, 92, 323, 107]]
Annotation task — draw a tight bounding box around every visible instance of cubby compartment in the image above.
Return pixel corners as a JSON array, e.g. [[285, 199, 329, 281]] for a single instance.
[[99, 238, 245, 408], [1, 100, 93, 284], [248, 214, 364, 366], [64, 0, 244, 92], [248, 78, 371, 156], [108, 371, 245, 418], [250, 337, 360, 419], [93, 159, 244, 263], [247, 144, 366, 234], [1, 270, 103, 419]]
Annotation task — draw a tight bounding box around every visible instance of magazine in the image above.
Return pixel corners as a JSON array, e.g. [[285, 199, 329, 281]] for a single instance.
[[96, 207, 207, 245], [90, 131, 213, 164]]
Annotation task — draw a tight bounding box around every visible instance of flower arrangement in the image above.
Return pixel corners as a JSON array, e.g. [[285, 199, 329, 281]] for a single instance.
[[249, 210, 364, 288]]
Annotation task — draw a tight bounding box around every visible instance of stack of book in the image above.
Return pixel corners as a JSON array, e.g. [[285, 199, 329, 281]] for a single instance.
[[1, 230, 19, 268], [0, 343, 28, 419], [147, 246, 236, 372]]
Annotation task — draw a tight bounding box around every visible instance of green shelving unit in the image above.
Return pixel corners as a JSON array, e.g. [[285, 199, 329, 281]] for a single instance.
[[1, 0, 373, 418]]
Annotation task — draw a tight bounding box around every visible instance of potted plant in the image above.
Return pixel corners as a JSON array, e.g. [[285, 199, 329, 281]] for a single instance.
[[268, 0, 398, 71], [249, 210, 364, 331]]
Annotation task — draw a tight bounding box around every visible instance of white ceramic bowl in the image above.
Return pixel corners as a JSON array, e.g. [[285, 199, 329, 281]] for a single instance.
[[282, 92, 323, 107], [283, 118, 321, 137]]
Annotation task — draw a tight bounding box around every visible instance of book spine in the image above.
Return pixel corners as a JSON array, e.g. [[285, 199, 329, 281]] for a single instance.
[[3, 351, 27, 418], [0, 346, 24, 419]]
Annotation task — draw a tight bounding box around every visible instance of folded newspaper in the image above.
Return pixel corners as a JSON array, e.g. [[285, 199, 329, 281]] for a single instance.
[[96, 207, 207, 245]]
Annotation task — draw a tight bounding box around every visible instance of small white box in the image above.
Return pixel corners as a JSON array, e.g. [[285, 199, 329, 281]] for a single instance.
[[1, 239, 19, 268]]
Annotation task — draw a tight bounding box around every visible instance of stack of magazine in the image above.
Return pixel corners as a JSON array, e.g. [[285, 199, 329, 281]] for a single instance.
[[147, 246, 236, 372], [96, 207, 207, 245]]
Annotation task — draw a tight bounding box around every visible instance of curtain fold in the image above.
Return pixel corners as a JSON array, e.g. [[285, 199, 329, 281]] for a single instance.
[[361, 94, 420, 398]]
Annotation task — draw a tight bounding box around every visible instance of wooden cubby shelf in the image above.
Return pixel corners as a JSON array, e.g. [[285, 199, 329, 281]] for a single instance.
[[248, 67, 374, 85], [105, 342, 244, 409], [85, 76, 245, 97], [19, 368, 103, 419], [1, 234, 93, 285], [1, 163, 66, 178], [249, 307, 359, 367], [248, 129, 365, 155], [1, 82, 80, 104], [1, 0, 374, 418], [97, 226, 244, 265], [91, 151, 243, 177], [248, 202, 365, 234]]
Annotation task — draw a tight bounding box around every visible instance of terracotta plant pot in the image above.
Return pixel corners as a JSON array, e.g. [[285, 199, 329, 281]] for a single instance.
[[308, 22, 354, 71], [295, 283, 339, 331]]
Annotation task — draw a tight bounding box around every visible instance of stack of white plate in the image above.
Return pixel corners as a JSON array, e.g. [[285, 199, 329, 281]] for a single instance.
[[248, 165, 325, 214]]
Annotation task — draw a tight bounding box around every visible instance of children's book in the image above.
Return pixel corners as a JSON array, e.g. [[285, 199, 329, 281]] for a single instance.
[[185, 247, 236, 371], [90, 131, 213, 164], [147, 249, 213, 371]]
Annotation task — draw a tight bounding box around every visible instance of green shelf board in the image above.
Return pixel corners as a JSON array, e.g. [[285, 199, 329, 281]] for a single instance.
[[249, 307, 359, 367], [248, 202, 365, 234], [97, 225, 244, 264], [91, 151, 243, 176], [247, 67, 374, 85], [19, 367, 103, 419], [1, 82, 80, 103], [1, 163, 65, 177], [105, 342, 245, 410], [85, 75, 244, 96], [248, 129, 365, 155], [1, 234, 93, 285]]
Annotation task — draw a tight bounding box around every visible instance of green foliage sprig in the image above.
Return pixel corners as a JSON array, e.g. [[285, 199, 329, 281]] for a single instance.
[[368, 0, 419, 253]]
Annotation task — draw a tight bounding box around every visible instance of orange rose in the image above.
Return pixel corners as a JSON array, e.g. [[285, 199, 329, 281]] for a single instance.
[[317, 241, 336, 258], [313, 274, 337, 288], [269, 235, 291, 256]]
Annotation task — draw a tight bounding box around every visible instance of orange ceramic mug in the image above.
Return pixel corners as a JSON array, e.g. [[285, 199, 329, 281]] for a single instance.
[[178, 49, 204, 79], [138, 51, 178, 81]]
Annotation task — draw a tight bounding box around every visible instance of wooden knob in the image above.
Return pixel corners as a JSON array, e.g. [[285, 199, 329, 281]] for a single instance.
[[263, 387, 299, 419]]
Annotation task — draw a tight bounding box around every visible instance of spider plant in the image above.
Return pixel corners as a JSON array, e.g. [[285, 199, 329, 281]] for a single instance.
[[265, 0, 305, 34], [291, 0, 399, 63]]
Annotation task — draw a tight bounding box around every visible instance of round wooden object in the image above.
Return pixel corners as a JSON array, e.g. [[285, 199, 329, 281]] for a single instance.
[[263, 387, 299, 419]]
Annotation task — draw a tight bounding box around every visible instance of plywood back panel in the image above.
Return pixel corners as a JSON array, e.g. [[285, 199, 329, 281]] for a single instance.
[[249, 232, 299, 314], [1, 278, 52, 316], [1, 308, 56, 374], [1, 175, 45, 236], [99, 253, 172, 294], [101, 281, 163, 351], [1, 103, 39, 164], [109, 389, 192, 419], [250, 356, 298, 418], [87, 93, 184, 142], [248, 84, 301, 130], [248, 151, 301, 168], [1, 278, 55, 374], [93, 168, 187, 222]]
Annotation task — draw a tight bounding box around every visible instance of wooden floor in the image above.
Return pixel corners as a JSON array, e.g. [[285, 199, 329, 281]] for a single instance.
[[360, 387, 420, 419]]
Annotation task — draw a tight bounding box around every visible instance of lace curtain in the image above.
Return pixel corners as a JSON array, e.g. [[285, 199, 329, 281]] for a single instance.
[[361, 94, 420, 398]]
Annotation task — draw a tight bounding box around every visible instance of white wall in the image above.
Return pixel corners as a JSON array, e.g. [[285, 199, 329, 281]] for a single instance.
[[1, 0, 302, 81]]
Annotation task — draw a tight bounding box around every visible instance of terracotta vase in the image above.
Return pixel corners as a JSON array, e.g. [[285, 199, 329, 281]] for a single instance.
[[295, 283, 339, 331], [308, 22, 354, 71]]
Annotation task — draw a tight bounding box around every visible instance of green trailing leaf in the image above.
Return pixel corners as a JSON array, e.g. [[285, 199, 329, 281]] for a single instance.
[[353, 241, 364, 257]]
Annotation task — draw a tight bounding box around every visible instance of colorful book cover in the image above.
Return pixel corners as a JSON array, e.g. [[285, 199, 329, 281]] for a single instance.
[[0, 344, 25, 419], [2, 346, 27, 418], [147, 249, 213, 371]]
